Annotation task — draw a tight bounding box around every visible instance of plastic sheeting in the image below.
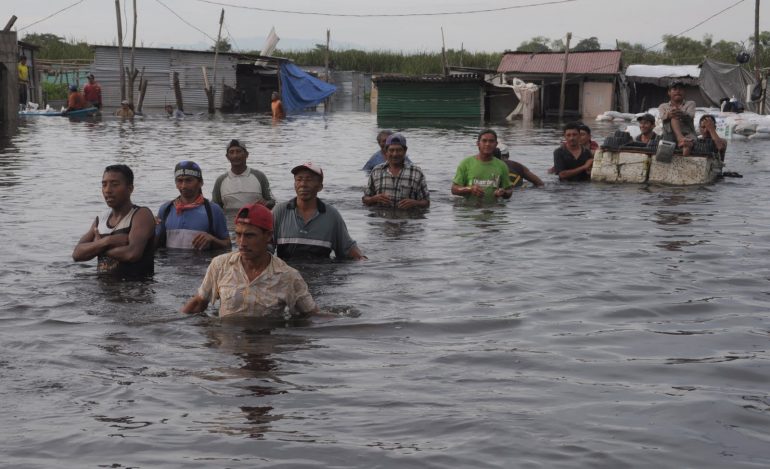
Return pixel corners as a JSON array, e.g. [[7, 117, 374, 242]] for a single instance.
[[698, 58, 765, 113], [279, 63, 337, 112]]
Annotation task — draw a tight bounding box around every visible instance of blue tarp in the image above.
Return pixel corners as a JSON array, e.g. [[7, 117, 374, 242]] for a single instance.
[[279, 62, 337, 112]]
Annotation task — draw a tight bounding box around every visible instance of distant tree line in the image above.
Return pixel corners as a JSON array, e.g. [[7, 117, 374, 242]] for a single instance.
[[22, 31, 770, 75]]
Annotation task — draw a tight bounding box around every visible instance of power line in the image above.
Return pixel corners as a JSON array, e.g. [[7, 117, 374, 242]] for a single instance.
[[155, 0, 217, 42], [193, 0, 577, 17], [645, 0, 746, 51], [18, 0, 87, 31]]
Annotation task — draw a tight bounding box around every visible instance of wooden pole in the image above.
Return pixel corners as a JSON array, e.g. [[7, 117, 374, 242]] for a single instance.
[[128, 0, 137, 105], [755, 0, 761, 79], [441, 27, 449, 76], [137, 78, 148, 113], [173, 71, 184, 112], [559, 32, 572, 120], [115, 0, 126, 101], [3, 15, 17, 32], [209, 8, 224, 113], [324, 29, 331, 112]]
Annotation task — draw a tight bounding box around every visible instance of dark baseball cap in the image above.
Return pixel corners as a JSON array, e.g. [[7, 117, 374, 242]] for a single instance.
[[174, 160, 202, 180], [637, 113, 655, 124]]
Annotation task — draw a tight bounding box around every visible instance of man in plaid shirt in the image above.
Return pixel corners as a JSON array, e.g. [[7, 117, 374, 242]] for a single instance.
[[362, 133, 430, 209]]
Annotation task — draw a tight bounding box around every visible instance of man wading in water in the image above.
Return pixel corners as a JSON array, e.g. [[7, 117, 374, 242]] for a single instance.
[[72, 165, 155, 277]]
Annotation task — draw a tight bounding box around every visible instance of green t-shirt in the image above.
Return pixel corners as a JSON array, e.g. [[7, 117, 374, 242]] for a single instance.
[[452, 155, 512, 201]]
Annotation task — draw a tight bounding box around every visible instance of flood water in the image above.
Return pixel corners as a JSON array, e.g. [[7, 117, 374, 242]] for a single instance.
[[1, 111, 769, 468]]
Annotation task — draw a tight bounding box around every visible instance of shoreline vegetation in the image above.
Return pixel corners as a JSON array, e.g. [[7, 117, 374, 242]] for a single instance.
[[23, 32, 769, 76]]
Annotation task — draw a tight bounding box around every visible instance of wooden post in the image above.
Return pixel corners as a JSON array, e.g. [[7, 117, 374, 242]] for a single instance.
[[324, 29, 331, 112], [137, 78, 148, 113], [441, 27, 449, 76], [115, 0, 126, 101], [559, 32, 572, 120], [203, 66, 214, 113], [755, 0, 761, 79], [128, 0, 137, 105], [3, 15, 17, 31], [173, 71, 184, 112], [209, 8, 224, 114]]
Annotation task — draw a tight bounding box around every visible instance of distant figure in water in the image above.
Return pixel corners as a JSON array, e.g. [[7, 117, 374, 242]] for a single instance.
[[181, 202, 320, 319], [493, 144, 544, 188], [271, 91, 285, 120], [165, 104, 184, 118], [115, 100, 134, 118], [72, 164, 155, 277]]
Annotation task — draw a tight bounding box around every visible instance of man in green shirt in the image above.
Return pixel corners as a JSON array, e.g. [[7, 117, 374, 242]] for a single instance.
[[451, 129, 513, 202]]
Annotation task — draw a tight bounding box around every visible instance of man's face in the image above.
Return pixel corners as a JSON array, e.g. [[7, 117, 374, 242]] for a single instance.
[[579, 130, 591, 145], [385, 144, 406, 166], [226, 146, 248, 168], [668, 86, 684, 103], [477, 133, 498, 157], [102, 171, 132, 208], [639, 119, 654, 135], [235, 223, 271, 260], [699, 117, 714, 135], [564, 129, 580, 147], [88, 77, 95, 84], [175, 175, 202, 200], [377, 134, 390, 151], [293, 170, 323, 201]]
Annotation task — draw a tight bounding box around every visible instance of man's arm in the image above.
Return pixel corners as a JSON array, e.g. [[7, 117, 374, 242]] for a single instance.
[[72, 218, 128, 261], [255, 170, 276, 208], [104, 207, 155, 262], [346, 245, 366, 261], [520, 164, 544, 187], [181, 294, 209, 314], [557, 159, 593, 181]]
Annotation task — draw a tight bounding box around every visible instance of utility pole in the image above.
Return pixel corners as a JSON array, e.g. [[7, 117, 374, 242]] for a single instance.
[[559, 32, 572, 120], [755, 0, 761, 78], [324, 29, 331, 112], [208, 8, 224, 113], [441, 27, 449, 76], [128, 0, 137, 106], [115, 0, 126, 101]]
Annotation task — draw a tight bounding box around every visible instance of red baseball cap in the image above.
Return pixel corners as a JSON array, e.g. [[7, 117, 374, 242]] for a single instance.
[[234, 203, 273, 231]]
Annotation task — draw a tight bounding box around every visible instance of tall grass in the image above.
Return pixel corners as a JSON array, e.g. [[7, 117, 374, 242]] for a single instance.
[[273, 48, 503, 74]]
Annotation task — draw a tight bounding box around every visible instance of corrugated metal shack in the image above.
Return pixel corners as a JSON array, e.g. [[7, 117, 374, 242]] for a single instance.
[[91, 45, 237, 110], [497, 50, 622, 118], [372, 74, 485, 119]]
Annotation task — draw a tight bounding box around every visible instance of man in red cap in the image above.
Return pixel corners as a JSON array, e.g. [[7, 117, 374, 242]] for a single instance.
[[182, 202, 319, 318]]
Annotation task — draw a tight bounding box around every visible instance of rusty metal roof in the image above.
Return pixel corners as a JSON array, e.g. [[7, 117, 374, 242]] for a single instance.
[[497, 50, 622, 75]]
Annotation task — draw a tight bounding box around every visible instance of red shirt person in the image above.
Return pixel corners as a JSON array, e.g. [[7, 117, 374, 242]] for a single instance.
[[83, 73, 102, 109]]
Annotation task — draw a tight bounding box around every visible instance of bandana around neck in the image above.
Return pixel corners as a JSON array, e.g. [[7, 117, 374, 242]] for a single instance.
[[174, 194, 204, 214]]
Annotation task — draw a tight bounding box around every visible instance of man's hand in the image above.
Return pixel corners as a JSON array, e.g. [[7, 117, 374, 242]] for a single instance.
[[397, 198, 426, 209], [365, 193, 392, 206], [191, 233, 214, 250]]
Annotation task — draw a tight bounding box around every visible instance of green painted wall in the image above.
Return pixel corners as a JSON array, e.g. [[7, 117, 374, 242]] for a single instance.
[[376, 82, 482, 119]]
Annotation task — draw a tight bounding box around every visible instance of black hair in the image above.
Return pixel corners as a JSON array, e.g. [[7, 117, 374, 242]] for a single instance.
[[563, 122, 581, 133], [699, 114, 715, 124], [577, 123, 591, 134], [104, 164, 134, 186], [477, 129, 498, 142], [377, 129, 394, 140]]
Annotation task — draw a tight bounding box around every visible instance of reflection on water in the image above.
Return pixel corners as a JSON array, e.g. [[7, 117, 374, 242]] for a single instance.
[[1, 112, 769, 467]]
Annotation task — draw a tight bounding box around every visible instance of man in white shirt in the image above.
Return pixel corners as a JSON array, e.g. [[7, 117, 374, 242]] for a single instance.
[[211, 139, 276, 210]]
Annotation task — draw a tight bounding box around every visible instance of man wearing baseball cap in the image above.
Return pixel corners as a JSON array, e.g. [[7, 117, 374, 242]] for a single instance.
[[155, 161, 230, 251], [182, 203, 319, 318], [362, 133, 430, 209], [211, 139, 275, 210], [658, 80, 696, 156], [635, 113, 658, 145], [64, 84, 88, 114], [272, 162, 365, 260]]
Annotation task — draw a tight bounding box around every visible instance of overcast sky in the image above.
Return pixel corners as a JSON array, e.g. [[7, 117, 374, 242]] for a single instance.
[[6, 0, 768, 53]]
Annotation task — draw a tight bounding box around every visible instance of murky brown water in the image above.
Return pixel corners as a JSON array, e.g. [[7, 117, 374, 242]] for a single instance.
[[0, 111, 768, 468]]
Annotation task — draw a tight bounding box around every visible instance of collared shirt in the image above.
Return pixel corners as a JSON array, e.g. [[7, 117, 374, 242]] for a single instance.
[[211, 166, 275, 210], [658, 100, 697, 140], [272, 197, 357, 259], [362, 150, 413, 171], [365, 162, 429, 206], [197, 252, 317, 318]]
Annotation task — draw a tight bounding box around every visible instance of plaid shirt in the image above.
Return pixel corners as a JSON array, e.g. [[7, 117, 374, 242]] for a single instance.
[[365, 163, 429, 207]]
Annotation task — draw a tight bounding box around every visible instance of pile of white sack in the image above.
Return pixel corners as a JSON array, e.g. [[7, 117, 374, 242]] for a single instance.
[[598, 108, 770, 140]]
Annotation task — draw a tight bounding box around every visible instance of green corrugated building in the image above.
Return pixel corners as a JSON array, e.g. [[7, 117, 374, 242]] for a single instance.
[[372, 74, 485, 119]]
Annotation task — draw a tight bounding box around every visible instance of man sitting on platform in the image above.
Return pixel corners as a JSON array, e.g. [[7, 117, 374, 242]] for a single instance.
[[635, 113, 659, 144], [658, 81, 696, 156]]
